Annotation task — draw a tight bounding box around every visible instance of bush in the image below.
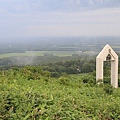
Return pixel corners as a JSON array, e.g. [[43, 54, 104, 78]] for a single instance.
[[59, 77, 70, 85], [118, 79, 120, 87], [51, 72, 61, 78], [103, 84, 114, 94], [82, 77, 89, 83], [96, 79, 104, 87], [41, 71, 51, 77], [103, 77, 111, 84], [96, 79, 103, 84], [82, 75, 96, 86]]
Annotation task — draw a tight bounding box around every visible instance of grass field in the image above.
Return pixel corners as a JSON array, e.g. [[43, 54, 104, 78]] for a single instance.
[[0, 52, 43, 58], [0, 51, 98, 59], [0, 51, 79, 58]]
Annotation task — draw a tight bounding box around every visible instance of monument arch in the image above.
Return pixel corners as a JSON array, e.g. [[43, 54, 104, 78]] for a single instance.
[[96, 44, 118, 88]]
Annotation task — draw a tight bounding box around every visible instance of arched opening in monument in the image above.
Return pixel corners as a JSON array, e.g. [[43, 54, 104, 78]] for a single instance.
[[103, 54, 111, 84]]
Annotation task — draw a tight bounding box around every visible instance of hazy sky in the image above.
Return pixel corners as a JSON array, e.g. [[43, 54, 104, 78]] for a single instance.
[[0, 0, 120, 37]]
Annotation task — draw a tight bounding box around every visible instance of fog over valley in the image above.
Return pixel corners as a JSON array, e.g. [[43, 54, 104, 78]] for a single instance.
[[0, 36, 120, 54]]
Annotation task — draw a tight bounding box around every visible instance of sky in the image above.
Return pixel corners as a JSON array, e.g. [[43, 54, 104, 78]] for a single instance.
[[0, 0, 120, 37]]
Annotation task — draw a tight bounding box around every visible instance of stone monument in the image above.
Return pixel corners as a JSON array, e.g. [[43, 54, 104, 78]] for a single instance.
[[96, 44, 118, 88]]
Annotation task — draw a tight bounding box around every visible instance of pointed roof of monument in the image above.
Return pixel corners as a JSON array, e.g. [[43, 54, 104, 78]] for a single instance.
[[97, 44, 118, 61]]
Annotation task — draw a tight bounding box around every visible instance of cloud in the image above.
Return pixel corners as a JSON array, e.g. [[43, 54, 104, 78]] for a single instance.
[[27, 23, 120, 37], [26, 8, 120, 37], [0, 0, 120, 37], [0, 0, 120, 14]]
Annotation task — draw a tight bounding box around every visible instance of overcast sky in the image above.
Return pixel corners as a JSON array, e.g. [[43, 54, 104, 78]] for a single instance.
[[0, 0, 120, 37]]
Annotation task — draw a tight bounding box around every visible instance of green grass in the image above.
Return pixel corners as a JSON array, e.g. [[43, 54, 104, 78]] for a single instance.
[[0, 52, 43, 58], [0, 50, 99, 59], [0, 51, 77, 58], [0, 67, 120, 119]]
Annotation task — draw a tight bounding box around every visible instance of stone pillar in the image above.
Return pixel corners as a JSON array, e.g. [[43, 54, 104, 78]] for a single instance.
[[111, 58, 118, 88], [96, 58, 103, 81]]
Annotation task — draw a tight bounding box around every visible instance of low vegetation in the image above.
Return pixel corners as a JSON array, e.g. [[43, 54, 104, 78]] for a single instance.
[[0, 66, 120, 119]]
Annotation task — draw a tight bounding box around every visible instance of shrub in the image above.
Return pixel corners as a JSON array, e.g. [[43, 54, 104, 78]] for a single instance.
[[96, 79, 104, 87], [96, 79, 103, 84], [41, 71, 51, 77], [51, 72, 61, 78], [43, 77, 49, 83], [82, 77, 89, 83], [103, 77, 111, 84], [27, 75, 34, 80], [59, 76, 70, 85], [118, 79, 120, 87], [82, 75, 96, 86], [103, 84, 114, 94]]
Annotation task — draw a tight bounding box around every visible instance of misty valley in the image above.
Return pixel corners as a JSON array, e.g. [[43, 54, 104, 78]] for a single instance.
[[0, 36, 120, 68]]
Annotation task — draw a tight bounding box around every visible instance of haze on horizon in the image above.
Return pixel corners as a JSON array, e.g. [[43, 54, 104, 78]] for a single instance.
[[0, 0, 120, 38]]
